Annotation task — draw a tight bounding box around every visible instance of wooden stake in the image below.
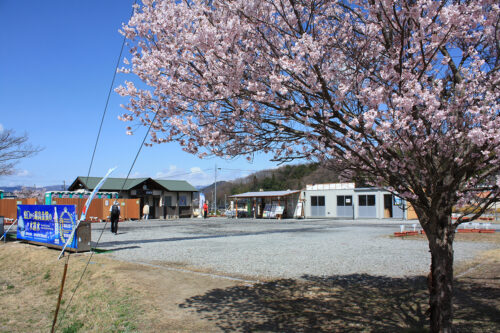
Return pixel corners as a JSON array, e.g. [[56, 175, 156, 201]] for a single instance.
[[52, 254, 70, 333]]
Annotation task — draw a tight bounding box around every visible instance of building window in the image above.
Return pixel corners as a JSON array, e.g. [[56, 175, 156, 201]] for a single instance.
[[359, 195, 375, 206], [337, 196, 352, 206], [311, 196, 325, 207]]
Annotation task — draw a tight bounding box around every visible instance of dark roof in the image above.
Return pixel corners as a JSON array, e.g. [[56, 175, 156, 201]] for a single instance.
[[69, 177, 197, 192], [69, 177, 147, 191]]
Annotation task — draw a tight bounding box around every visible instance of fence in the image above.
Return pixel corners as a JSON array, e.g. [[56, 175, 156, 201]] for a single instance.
[[50, 198, 140, 221], [0, 198, 140, 223], [0, 198, 37, 222]]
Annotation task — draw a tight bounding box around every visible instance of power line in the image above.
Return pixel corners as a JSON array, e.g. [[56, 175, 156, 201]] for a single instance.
[[156, 168, 213, 179], [85, 10, 129, 186], [57, 107, 159, 331], [55, 1, 137, 330], [218, 168, 259, 172]]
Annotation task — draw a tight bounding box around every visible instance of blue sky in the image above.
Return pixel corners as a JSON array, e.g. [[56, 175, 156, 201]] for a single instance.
[[0, 0, 281, 188]]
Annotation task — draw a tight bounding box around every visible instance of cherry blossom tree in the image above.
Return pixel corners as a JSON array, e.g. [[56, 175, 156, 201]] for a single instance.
[[116, 0, 499, 331], [14, 186, 46, 204]]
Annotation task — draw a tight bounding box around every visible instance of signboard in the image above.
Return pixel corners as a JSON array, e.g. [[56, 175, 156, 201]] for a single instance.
[[293, 202, 303, 218], [199, 193, 205, 210], [17, 205, 77, 248], [262, 204, 284, 218], [393, 197, 404, 206]]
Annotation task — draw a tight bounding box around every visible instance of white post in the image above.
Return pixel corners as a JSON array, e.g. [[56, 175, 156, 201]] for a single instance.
[[214, 164, 217, 215]]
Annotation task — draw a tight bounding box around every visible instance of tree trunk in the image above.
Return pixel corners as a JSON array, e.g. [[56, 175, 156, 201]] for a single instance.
[[426, 215, 456, 333]]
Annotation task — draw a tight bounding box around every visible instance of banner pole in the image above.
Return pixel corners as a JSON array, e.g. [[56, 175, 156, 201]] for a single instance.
[[0, 219, 17, 242], [58, 167, 116, 259]]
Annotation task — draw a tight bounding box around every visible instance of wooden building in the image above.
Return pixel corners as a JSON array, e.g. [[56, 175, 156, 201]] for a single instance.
[[68, 177, 197, 219]]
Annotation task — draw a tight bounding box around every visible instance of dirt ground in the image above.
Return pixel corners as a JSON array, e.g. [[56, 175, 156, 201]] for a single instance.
[[0, 233, 499, 332]]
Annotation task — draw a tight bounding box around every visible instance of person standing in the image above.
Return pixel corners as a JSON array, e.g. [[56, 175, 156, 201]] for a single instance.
[[110, 201, 120, 235], [143, 203, 150, 220], [203, 201, 208, 219]]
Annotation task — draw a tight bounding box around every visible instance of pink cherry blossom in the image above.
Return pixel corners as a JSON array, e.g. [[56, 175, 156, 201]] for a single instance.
[[116, 1, 499, 330]]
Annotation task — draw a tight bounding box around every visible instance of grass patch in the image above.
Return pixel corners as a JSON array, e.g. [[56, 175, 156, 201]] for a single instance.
[[0, 243, 146, 332], [62, 320, 84, 333]]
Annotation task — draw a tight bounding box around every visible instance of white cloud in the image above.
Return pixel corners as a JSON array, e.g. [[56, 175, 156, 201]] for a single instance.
[[0, 123, 3, 133], [155, 165, 179, 178], [117, 171, 144, 178], [129, 171, 143, 178], [16, 169, 30, 177], [155, 165, 214, 186], [154, 165, 260, 187], [190, 167, 203, 174]]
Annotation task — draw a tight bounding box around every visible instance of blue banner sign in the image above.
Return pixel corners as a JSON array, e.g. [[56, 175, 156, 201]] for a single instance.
[[17, 205, 77, 248]]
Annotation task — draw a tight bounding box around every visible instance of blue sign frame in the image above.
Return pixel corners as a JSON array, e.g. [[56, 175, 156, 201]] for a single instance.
[[17, 205, 78, 248]]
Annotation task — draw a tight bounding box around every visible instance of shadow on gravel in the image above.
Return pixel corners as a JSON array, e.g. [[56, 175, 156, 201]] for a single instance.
[[179, 274, 500, 332], [96, 227, 327, 247], [90, 245, 142, 252]]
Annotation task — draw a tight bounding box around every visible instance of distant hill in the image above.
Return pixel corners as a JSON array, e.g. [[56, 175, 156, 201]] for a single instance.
[[200, 163, 344, 207], [0, 185, 66, 192]]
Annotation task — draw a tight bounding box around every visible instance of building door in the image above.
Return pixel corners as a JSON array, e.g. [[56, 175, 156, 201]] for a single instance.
[[358, 194, 376, 218], [337, 195, 353, 218], [384, 194, 393, 218], [311, 196, 326, 216], [152, 197, 159, 218]]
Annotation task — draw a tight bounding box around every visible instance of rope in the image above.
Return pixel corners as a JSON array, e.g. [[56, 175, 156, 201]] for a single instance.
[[84, 15, 128, 186], [54, 1, 141, 331], [56, 109, 160, 331]]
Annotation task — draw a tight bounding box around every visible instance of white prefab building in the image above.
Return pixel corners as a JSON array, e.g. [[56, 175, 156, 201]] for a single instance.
[[303, 183, 406, 219]]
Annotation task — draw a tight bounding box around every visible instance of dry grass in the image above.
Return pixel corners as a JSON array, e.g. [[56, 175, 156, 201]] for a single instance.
[[0, 237, 498, 332], [0, 242, 145, 332], [0, 242, 240, 332]]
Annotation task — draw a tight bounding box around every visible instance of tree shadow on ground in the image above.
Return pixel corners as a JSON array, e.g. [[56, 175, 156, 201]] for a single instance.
[[180, 274, 500, 332]]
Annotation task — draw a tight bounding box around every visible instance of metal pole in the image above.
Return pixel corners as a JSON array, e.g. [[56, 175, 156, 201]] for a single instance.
[[214, 164, 217, 215]]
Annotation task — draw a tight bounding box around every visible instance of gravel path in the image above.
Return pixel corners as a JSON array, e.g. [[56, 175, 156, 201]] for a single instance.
[[91, 218, 498, 280]]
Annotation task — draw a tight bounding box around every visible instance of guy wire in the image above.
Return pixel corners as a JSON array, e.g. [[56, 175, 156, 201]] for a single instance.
[[56, 107, 160, 331], [55, 1, 140, 330]]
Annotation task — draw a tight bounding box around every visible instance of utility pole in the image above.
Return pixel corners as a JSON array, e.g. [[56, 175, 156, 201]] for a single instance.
[[63, 180, 65, 191], [214, 164, 217, 214]]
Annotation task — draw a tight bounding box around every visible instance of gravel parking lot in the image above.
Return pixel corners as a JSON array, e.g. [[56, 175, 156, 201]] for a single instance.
[[91, 218, 497, 280]]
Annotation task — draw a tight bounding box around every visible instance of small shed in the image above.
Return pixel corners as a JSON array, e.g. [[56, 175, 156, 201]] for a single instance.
[[303, 183, 408, 219], [229, 190, 301, 218]]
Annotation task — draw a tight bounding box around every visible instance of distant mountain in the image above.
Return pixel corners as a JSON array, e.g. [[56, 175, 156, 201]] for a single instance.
[[200, 163, 345, 207], [0, 185, 66, 192]]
